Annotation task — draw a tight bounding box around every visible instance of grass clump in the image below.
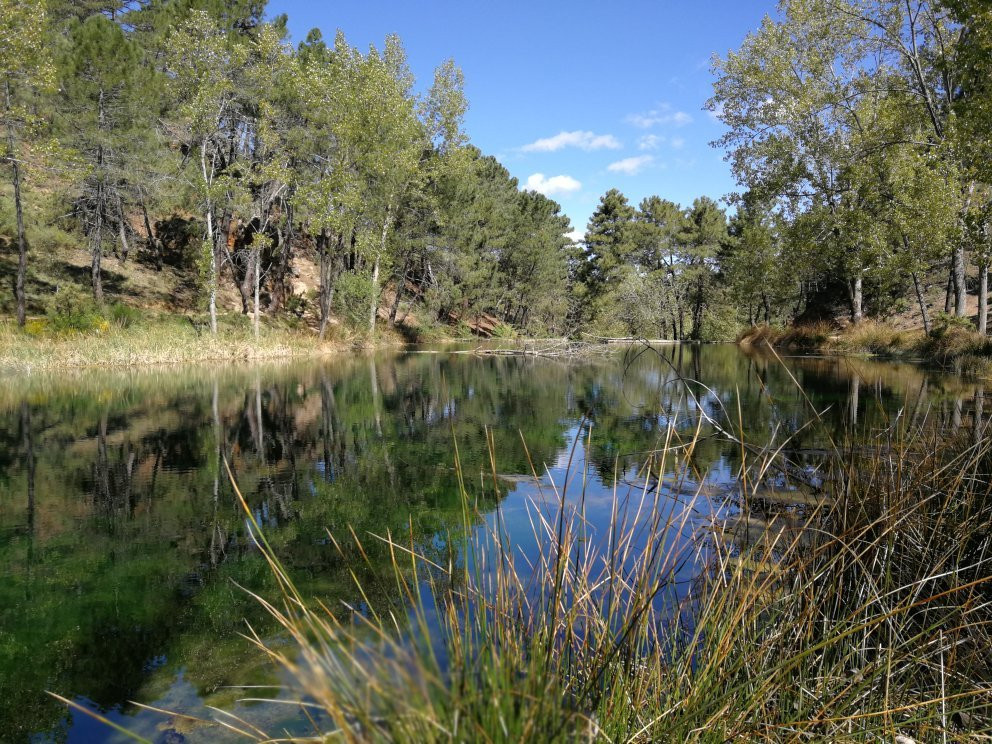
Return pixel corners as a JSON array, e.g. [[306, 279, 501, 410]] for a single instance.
[[739, 321, 836, 351], [740, 317, 992, 368], [85, 406, 992, 742], [833, 318, 914, 354], [917, 314, 992, 365], [0, 311, 343, 371]]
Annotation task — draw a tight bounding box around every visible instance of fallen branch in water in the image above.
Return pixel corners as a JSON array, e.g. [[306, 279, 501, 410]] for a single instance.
[[469, 339, 611, 358]]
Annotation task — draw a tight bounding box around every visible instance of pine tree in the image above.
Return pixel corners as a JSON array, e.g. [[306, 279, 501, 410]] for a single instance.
[[1, 0, 55, 325], [58, 13, 151, 301], [580, 189, 635, 299]]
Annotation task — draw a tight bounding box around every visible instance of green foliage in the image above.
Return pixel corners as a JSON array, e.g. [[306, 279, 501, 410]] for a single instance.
[[488, 321, 516, 339], [45, 286, 103, 334], [708, 0, 984, 329], [930, 312, 976, 336], [332, 270, 374, 329], [107, 301, 141, 329], [575, 190, 728, 339]]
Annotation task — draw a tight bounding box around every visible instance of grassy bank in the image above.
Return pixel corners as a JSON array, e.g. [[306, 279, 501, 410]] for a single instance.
[[63, 409, 992, 742], [739, 317, 992, 369], [0, 312, 348, 372]]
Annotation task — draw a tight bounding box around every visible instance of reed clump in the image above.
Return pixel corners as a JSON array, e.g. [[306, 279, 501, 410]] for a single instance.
[[130, 414, 988, 743], [57, 411, 992, 741]]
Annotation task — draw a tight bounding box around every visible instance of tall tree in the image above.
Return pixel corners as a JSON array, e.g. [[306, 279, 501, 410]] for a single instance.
[[633, 196, 689, 338], [710, 0, 968, 323], [681, 196, 728, 338], [1, 0, 54, 326], [577, 189, 636, 331], [165, 10, 252, 334], [58, 13, 150, 301]]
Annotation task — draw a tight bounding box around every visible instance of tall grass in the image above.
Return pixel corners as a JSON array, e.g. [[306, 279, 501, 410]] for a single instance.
[[0, 313, 342, 371], [57, 399, 992, 741], [740, 317, 992, 369]]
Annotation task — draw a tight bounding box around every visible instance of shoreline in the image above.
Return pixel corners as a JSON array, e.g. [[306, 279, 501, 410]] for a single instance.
[[737, 321, 992, 372]]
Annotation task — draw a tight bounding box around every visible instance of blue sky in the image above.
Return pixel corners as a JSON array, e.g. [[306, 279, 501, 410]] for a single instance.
[[270, 0, 773, 237]]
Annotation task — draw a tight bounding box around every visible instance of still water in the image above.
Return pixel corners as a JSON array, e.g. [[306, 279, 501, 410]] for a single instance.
[[0, 344, 984, 742]]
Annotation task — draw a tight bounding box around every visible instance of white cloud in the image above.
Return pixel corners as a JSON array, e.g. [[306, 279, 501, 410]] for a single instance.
[[627, 104, 693, 129], [607, 155, 654, 175], [521, 130, 621, 152], [638, 134, 664, 150], [524, 173, 582, 196], [566, 229, 584, 244], [670, 136, 685, 149]]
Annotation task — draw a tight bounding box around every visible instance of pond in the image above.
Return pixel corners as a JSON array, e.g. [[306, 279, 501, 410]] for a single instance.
[[0, 343, 984, 742]]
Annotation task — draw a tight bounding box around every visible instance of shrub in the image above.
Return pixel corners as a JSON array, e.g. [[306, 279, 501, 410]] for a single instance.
[[285, 292, 308, 318], [332, 271, 374, 330], [45, 287, 104, 335], [108, 302, 142, 330], [489, 321, 516, 339], [919, 313, 992, 363]]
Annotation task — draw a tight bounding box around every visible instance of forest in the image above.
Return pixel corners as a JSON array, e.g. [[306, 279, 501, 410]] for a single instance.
[[1, 0, 991, 345]]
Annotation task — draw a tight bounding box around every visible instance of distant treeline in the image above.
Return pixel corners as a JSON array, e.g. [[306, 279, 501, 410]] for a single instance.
[[1, 0, 576, 337], [706, 0, 992, 334], [3, 1, 990, 341], [577, 1, 992, 341]]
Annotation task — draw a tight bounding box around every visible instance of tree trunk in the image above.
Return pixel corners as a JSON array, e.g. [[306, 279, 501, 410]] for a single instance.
[[206, 206, 217, 335], [116, 194, 130, 263], [389, 259, 409, 325], [761, 292, 771, 324], [369, 207, 392, 336], [944, 268, 953, 314], [389, 277, 404, 325], [269, 200, 293, 311], [369, 256, 381, 335], [953, 242, 967, 318], [980, 262, 988, 335], [318, 229, 338, 340], [912, 271, 931, 334], [92, 89, 106, 303], [200, 140, 218, 335], [5, 79, 27, 327], [91, 175, 104, 304], [140, 199, 162, 270], [848, 273, 863, 324], [253, 240, 260, 340]]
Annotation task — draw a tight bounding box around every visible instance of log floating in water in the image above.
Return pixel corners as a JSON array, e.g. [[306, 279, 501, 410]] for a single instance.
[[469, 339, 612, 358], [581, 334, 678, 344]]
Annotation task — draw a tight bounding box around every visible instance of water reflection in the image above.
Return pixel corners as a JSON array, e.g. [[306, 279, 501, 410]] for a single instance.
[[0, 344, 985, 742]]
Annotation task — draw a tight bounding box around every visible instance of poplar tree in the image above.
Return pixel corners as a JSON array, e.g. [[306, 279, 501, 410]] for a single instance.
[[165, 10, 252, 335]]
